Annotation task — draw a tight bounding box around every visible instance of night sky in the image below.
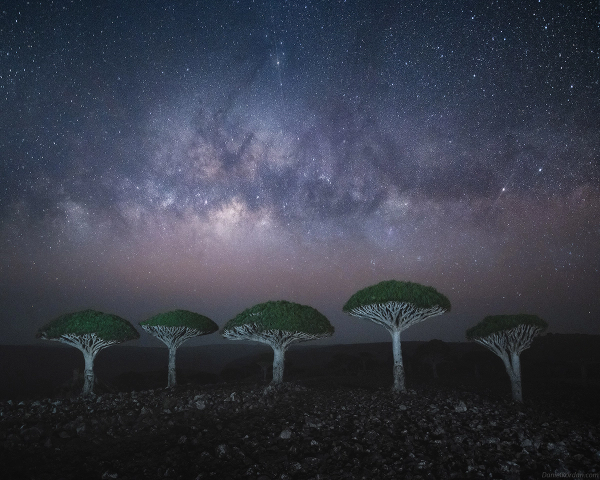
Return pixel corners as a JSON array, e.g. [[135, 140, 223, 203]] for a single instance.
[[1, 0, 599, 346]]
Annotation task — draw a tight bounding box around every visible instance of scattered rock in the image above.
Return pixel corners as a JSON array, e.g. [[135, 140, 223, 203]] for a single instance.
[[0, 384, 597, 479], [216, 444, 229, 458]]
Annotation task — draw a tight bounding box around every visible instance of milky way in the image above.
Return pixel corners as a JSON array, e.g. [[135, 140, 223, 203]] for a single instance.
[[1, 0, 599, 344]]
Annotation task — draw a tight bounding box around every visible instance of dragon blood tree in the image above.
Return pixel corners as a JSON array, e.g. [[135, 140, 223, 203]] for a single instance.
[[343, 280, 451, 392], [466, 314, 548, 403], [36, 309, 140, 396], [222, 300, 334, 385], [415, 339, 451, 380], [139, 310, 218, 388]]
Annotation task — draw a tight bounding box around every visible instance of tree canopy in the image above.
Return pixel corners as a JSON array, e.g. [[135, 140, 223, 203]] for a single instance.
[[466, 314, 548, 340], [36, 309, 139, 342], [140, 309, 218, 333], [343, 280, 451, 313], [222, 300, 334, 336]]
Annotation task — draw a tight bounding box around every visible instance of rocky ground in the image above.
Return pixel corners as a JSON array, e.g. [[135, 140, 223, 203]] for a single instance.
[[1, 380, 599, 480]]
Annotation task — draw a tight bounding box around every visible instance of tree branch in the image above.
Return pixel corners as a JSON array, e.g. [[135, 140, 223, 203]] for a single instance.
[[347, 301, 447, 332], [223, 324, 329, 349], [43, 333, 118, 356], [141, 325, 206, 349], [473, 323, 543, 357]]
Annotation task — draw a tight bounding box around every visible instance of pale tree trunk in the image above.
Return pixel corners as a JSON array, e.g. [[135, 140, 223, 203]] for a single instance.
[[272, 345, 286, 384], [509, 352, 523, 403], [82, 349, 97, 397], [49, 334, 116, 397], [168, 345, 177, 388], [391, 329, 406, 392], [500, 352, 523, 403]]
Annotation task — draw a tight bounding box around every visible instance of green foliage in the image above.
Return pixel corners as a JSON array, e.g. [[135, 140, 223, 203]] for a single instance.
[[466, 314, 548, 340], [343, 280, 451, 312], [36, 309, 140, 342], [140, 309, 218, 333], [222, 300, 334, 336]]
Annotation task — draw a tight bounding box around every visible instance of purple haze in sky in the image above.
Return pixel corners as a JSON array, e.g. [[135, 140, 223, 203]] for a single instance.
[[1, 0, 598, 345]]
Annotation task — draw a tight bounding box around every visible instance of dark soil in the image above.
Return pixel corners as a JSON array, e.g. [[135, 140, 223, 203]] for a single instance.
[[1, 379, 599, 480]]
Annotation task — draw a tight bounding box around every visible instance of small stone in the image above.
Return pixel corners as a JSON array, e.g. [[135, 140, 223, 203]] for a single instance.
[[454, 401, 467, 413], [303, 457, 320, 467], [216, 444, 229, 458], [280, 429, 292, 439]]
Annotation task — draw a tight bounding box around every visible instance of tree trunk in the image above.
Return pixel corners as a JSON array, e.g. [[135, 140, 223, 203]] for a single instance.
[[168, 345, 177, 388], [500, 352, 523, 403], [391, 329, 406, 392], [509, 352, 523, 402], [272, 345, 286, 384], [82, 349, 96, 397]]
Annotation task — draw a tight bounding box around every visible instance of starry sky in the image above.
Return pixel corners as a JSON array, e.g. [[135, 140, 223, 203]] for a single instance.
[[1, 0, 599, 346]]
